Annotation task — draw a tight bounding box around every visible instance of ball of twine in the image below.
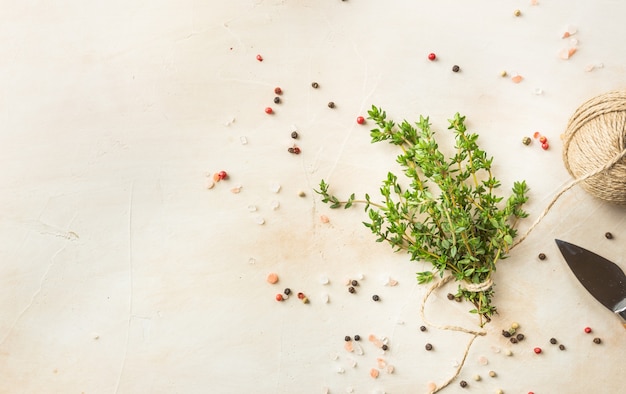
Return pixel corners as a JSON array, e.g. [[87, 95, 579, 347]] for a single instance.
[[562, 90, 626, 205]]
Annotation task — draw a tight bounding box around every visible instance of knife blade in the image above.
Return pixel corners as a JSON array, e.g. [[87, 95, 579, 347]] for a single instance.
[[555, 239, 626, 328]]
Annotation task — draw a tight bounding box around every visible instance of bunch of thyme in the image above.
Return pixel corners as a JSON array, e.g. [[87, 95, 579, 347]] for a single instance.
[[317, 106, 529, 325]]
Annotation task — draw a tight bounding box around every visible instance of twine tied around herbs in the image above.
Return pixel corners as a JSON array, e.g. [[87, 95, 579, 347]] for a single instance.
[[422, 90, 626, 393]]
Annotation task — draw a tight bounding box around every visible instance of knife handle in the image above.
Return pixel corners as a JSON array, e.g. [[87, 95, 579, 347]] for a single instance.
[[617, 309, 626, 329]]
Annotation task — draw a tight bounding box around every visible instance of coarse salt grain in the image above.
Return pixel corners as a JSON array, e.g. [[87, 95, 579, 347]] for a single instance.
[[336, 366, 345, 374], [386, 365, 395, 374], [329, 352, 339, 361], [320, 215, 330, 223], [321, 293, 329, 303], [320, 275, 329, 285], [478, 356, 489, 365], [239, 136, 248, 145], [270, 200, 280, 210], [206, 181, 215, 189], [269, 183, 281, 193], [248, 257, 256, 264], [247, 205, 257, 212], [254, 216, 265, 225], [353, 343, 363, 355]]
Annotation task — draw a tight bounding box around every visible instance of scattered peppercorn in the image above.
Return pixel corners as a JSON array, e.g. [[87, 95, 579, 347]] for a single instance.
[[348, 286, 355, 294], [344, 336, 351, 342], [584, 327, 592, 333], [428, 53, 436, 61], [291, 131, 298, 139], [514, 9, 521, 17], [284, 288, 291, 295], [550, 338, 557, 344], [292, 146, 301, 154], [488, 371, 496, 377], [351, 280, 358, 286], [311, 82, 319, 88], [265, 107, 273, 114], [533, 347, 542, 354], [454, 296, 462, 302], [297, 292, 305, 299], [356, 116, 365, 125], [217, 171, 228, 180], [510, 337, 518, 344], [522, 136, 531, 145], [287, 147, 295, 153], [420, 325, 427, 332], [372, 295, 380, 301], [605, 232, 613, 239], [275, 294, 283, 301], [256, 54, 263, 62], [541, 142, 549, 150], [447, 293, 455, 300], [559, 344, 566, 350], [502, 330, 511, 338], [459, 380, 468, 388], [511, 322, 520, 329], [274, 87, 282, 95], [538, 253, 546, 260], [273, 97, 280, 104], [382, 344, 388, 351], [593, 337, 602, 344], [539, 136, 547, 144], [452, 65, 460, 72], [354, 335, 360, 341], [327, 101, 335, 108], [516, 333, 525, 341], [425, 343, 433, 351]]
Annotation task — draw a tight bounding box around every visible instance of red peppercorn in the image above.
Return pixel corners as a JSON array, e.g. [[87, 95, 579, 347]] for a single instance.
[[256, 54, 263, 62], [293, 146, 301, 154], [541, 142, 549, 150], [218, 170, 228, 180], [275, 294, 283, 301], [533, 131, 541, 139], [428, 53, 436, 61], [539, 136, 547, 144], [274, 87, 282, 95], [356, 116, 365, 125], [265, 107, 273, 114], [297, 292, 305, 299], [584, 326, 592, 333], [533, 347, 542, 354]]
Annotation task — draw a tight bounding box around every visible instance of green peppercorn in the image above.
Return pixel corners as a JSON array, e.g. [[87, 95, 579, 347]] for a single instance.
[[354, 335, 360, 341], [344, 336, 351, 341], [372, 294, 380, 301], [593, 337, 602, 344], [522, 136, 531, 145], [459, 380, 468, 388], [550, 338, 557, 344], [454, 296, 462, 302], [420, 325, 427, 332], [425, 343, 433, 351], [452, 65, 460, 73]]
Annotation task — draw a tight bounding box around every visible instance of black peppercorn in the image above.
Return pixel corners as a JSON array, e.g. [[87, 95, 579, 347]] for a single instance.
[[459, 380, 468, 388], [605, 232, 613, 239], [550, 338, 557, 344], [351, 280, 358, 286], [348, 286, 355, 294], [538, 253, 546, 260], [382, 344, 388, 351], [311, 82, 319, 88], [516, 333, 525, 341], [287, 147, 295, 153], [593, 337, 602, 344], [420, 325, 427, 332], [372, 295, 380, 301], [273, 96, 280, 104], [291, 131, 298, 139], [510, 337, 518, 344], [328, 101, 335, 108], [447, 293, 455, 300], [344, 336, 351, 341], [354, 335, 360, 341], [452, 65, 460, 73], [425, 343, 433, 351], [284, 288, 291, 295], [502, 330, 511, 338], [559, 344, 566, 350]]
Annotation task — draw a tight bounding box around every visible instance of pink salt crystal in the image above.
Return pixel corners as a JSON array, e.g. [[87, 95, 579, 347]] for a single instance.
[[370, 368, 380, 379], [320, 215, 330, 223], [377, 358, 387, 368], [530, 0, 538, 5], [511, 74, 523, 84], [559, 47, 577, 60], [477, 356, 489, 366], [427, 382, 437, 392], [266, 273, 279, 284], [369, 336, 383, 348], [213, 173, 221, 182], [562, 25, 577, 38], [230, 186, 242, 194], [344, 341, 354, 352]]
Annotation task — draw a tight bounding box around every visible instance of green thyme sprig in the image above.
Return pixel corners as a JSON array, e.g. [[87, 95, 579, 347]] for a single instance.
[[316, 106, 529, 326]]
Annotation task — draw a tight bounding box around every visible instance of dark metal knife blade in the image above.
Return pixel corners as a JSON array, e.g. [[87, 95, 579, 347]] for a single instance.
[[555, 239, 626, 328]]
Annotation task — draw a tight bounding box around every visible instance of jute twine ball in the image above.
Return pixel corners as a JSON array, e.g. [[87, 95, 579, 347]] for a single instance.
[[562, 90, 626, 205]]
